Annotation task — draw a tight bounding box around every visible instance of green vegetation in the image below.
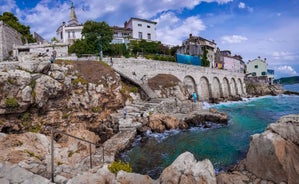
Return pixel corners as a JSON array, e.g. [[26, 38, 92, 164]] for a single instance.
[[108, 160, 133, 174], [69, 21, 113, 57], [5, 97, 19, 109], [22, 112, 31, 122], [91, 106, 101, 113], [7, 77, 15, 84], [24, 149, 42, 160], [62, 113, 70, 119], [68, 150, 80, 157], [201, 47, 210, 67], [274, 76, 299, 85], [144, 54, 175, 62], [29, 123, 41, 133], [72, 76, 88, 85], [105, 43, 129, 57], [0, 12, 35, 43]]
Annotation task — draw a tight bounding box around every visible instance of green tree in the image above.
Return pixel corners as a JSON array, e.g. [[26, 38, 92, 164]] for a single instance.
[[69, 20, 113, 56], [0, 12, 35, 43], [201, 47, 210, 67]]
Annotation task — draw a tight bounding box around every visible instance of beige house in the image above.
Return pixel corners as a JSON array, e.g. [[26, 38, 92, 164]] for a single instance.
[[246, 57, 274, 84]]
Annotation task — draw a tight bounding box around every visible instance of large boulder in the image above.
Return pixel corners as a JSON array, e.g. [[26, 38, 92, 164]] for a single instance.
[[148, 113, 180, 132], [159, 151, 216, 184], [245, 114, 299, 184]]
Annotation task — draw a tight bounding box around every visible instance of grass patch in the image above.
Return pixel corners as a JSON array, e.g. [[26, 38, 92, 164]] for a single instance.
[[5, 97, 19, 109], [24, 149, 42, 160], [72, 76, 88, 85], [108, 161, 133, 174], [91, 106, 102, 113]]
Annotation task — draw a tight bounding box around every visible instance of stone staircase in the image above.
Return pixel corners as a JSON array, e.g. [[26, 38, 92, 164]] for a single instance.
[[111, 98, 165, 131]]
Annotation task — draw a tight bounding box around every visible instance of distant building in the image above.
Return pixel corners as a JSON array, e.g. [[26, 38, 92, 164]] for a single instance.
[[110, 26, 132, 45], [56, 3, 83, 44], [33, 32, 48, 44], [177, 34, 216, 67], [124, 18, 157, 41], [246, 56, 274, 84]]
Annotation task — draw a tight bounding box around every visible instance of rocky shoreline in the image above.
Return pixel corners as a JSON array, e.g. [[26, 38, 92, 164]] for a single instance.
[[0, 55, 298, 184]]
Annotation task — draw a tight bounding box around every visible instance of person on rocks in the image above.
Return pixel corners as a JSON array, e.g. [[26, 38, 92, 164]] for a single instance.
[[50, 50, 57, 63], [123, 107, 127, 119], [192, 91, 197, 102]]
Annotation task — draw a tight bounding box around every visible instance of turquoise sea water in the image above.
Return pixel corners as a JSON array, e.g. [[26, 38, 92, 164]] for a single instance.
[[121, 93, 299, 179]]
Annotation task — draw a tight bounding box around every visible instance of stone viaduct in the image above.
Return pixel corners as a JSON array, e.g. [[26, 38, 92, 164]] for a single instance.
[[104, 58, 246, 101]]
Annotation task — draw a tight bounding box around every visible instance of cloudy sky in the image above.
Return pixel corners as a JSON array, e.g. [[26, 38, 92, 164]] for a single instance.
[[1, 0, 299, 79]]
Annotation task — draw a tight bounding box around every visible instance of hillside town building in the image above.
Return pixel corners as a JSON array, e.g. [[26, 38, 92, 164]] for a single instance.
[[246, 57, 274, 84], [214, 50, 246, 73], [56, 3, 83, 44], [124, 18, 157, 41], [177, 34, 216, 68]]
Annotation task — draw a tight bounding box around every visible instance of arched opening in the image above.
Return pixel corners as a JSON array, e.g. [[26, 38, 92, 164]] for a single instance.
[[183, 75, 197, 95], [222, 77, 230, 97], [212, 77, 222, 99], [198, 77, 210, 101], [231, 78, 238, 96], [237, 78, 244, 95]]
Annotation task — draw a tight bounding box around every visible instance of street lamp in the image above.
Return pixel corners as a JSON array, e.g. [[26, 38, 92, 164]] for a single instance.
[[98, 34, 103, 61]]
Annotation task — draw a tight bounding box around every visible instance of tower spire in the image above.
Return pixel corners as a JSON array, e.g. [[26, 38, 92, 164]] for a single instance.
[[68, 2, 79, 26]]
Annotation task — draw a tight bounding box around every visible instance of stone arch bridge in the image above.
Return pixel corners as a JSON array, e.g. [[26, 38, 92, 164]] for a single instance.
[[104, 58, 246, 101]]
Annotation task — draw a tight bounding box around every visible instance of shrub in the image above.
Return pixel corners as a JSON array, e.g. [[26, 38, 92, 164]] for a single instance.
[[108, 160, 133, 174], [22, 112, 30, 122], [91, 106, 101, 113], [7, 77, 15, 84], [72, 76, 87, 85], [5, 97, 19, 109]]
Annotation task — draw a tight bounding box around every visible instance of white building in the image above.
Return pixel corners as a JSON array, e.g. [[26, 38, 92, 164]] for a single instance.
[[124, 18, 157, 41], [56, 3, 83, 44]]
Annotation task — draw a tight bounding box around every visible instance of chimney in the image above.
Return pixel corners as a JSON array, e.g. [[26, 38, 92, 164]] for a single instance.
[[189, 33, 192, 38]]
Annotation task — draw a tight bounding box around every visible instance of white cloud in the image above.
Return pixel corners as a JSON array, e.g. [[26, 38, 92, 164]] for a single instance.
[[275, 65, 298, 76], [155, 12, 206, 45], [273, 51, 296, 60], [8, 0, 233, 41], [238, 2, 246, 9], [0, 0, 16, 13], [221, 35, 248, 44], [216, 0, 233, 4]]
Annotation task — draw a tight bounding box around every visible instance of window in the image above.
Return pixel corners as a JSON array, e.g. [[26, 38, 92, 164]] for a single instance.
[[72, 31, 75, 38], [252, 72, 256, 76], [68, 32, 70, 39], [147, 25, 151, 28], [261, 71, 266, 76], [254, 65, 258, 69], [138, 32, 142, 39], [147, 33, 151, 40], [138, 23, 142, 27]]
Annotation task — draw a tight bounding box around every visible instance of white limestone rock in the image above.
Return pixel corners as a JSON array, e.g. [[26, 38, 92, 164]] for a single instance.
[[159, 151, 216, 184]]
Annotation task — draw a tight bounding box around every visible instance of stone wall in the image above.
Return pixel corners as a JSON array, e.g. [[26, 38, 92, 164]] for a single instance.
[[0, 21, 23, 61], [13, 42, 69, 60], [105, 57, 247, 101]]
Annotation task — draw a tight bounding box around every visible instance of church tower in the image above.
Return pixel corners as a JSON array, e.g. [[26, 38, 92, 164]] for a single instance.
[[68, 2, 79, 26], [56, 2, 83, 44]]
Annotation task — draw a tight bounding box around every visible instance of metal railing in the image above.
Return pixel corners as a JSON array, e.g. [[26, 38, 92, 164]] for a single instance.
[[49, 127, 104, 183]]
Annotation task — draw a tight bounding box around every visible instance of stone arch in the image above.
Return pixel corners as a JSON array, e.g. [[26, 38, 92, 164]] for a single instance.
[[183, 75, 197, 95], [198, 76, 210, 101], [237, 78, 244, 95], [230, 78, 238, 96], [222, 77, 230, 97], [212, 77, 222, 99]]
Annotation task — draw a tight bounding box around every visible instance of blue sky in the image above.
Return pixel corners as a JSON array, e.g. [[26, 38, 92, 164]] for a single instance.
[[1, 0, 299, 79]]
